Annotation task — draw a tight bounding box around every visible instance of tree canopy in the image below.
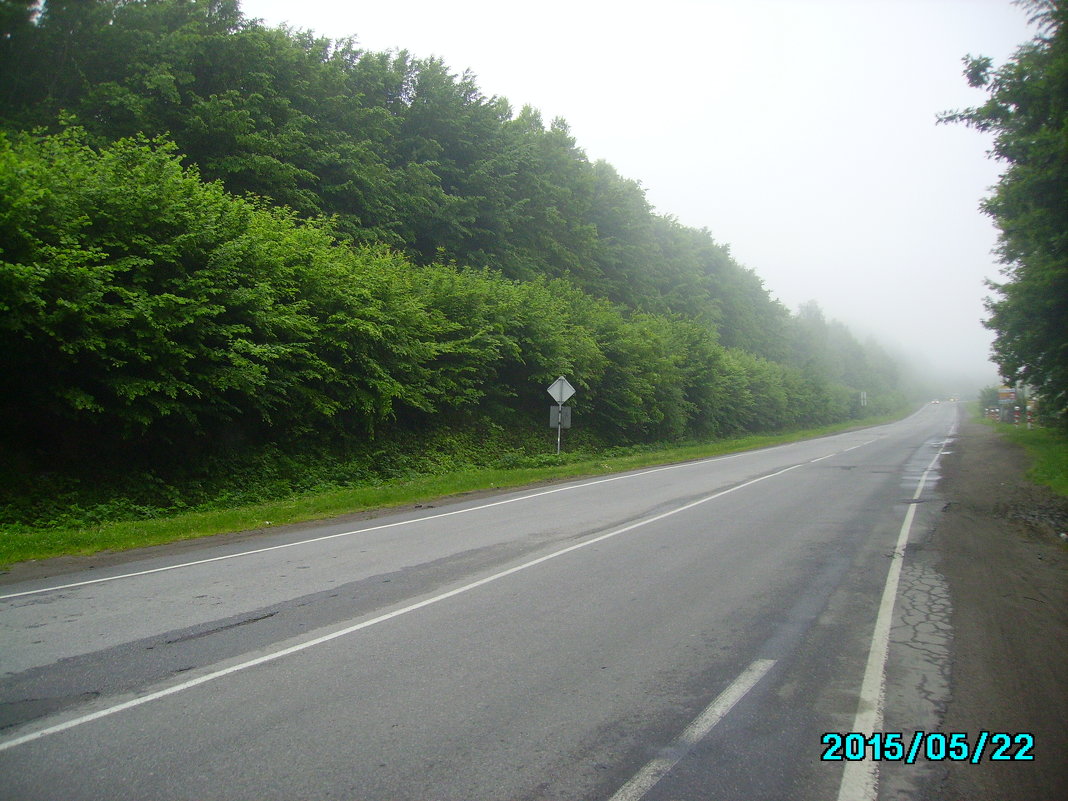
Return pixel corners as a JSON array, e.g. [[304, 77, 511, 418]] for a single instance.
[[0, 0, 789, 327], [0, 0, 906, 467], [941, 0, 1068, 426]]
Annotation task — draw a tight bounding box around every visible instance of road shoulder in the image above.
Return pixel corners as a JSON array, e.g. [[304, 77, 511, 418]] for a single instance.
[[927, 417, 1067, 800]]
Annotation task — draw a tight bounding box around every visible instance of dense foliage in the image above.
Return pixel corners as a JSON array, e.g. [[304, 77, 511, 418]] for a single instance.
[[941, 0, 1068, 427], [1, 128, 897, 450], [1, 0, 802, 343], [0, 0, 906, 523]]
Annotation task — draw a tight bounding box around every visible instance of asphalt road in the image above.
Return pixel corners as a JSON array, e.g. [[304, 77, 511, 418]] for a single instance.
[[0, 403, 960, 800]]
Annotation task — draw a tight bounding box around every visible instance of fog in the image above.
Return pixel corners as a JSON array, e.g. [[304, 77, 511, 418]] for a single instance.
[[241, 0, 1038, 399]]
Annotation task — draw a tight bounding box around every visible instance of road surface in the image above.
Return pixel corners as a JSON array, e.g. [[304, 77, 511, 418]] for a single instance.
[[0, 403, 959, 800]]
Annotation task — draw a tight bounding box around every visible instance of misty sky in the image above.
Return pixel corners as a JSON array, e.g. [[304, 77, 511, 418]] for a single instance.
[[239, 0, 1038, 393]]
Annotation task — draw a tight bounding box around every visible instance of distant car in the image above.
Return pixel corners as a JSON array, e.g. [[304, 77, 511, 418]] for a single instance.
[[931, 399, 940, 404]]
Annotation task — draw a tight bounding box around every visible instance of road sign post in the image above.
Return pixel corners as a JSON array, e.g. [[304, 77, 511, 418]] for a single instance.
[[546, 376, 576, 454]]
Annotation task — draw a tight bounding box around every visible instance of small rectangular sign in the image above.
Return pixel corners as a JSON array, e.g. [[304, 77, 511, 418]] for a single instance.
[[549, 405, 572, 429]]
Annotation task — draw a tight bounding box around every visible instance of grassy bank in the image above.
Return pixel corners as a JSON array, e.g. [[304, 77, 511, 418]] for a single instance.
[[0, 413, 904, 567], [988, 421, 1068, 497]]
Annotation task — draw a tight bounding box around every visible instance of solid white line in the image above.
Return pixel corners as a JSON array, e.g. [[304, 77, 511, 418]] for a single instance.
[[0, 451, 756, 601], [608, 658, 777, 801], [834, 440, 948, 801], [0, 463, 804, 752], [2, 433, 881, 601]]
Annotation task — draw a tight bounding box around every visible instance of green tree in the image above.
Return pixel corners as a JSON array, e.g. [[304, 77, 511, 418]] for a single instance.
[[978, 385, 1001, 410], [940, 0, 1068, 425], [0, 0, 908, 459], [0, 128, 451, 453]]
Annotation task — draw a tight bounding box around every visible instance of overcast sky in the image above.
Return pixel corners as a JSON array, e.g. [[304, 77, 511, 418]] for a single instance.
[[240, 0, 1038, 394]]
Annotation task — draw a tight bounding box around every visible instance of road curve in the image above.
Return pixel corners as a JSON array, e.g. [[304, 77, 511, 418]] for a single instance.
[[0, 403, 959, 800]]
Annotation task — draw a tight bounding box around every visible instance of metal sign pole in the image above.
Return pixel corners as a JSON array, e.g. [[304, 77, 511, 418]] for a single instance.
[[556, 402, 562, 454], [546, 377, 576, 456]]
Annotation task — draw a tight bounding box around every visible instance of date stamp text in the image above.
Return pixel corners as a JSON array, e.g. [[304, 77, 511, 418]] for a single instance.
[[820, 731, 1034, 763]]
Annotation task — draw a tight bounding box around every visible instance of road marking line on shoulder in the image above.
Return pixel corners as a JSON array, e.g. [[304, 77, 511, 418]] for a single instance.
[[835, 437, 949, 801], [2, 433, 879, 600], [1, 453, 760, 600], [608, 658, 777, 801], [0, 463, 803, 751]]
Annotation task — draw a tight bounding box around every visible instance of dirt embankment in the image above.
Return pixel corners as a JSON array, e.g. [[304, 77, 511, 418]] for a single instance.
[[930, 418, 1067, 801]]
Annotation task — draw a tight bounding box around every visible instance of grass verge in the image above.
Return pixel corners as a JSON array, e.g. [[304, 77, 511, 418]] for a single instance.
[[0, 413, 903, 567], [988, 422, 1068, 497]]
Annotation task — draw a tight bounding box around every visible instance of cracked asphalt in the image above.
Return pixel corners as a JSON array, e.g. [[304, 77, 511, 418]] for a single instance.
[[918, 418, 1067, 801]]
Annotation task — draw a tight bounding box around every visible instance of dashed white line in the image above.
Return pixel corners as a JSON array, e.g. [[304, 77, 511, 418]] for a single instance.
[[608, 658, 777, 801]]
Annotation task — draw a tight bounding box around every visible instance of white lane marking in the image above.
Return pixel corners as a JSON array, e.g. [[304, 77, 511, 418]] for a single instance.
[[608, 659, 777, 801], [0, 463, 804, 752], [843, 439, 879, 453], [834, 439, 949, 801], [1, 435, 878, 600], [0, 453, 755, 600]]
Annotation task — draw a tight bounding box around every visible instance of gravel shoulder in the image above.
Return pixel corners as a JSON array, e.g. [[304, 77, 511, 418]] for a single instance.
[[928, 417, 1067, 800]]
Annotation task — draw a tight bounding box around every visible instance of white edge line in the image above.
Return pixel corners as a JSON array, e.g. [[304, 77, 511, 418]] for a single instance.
[[608, 658, 777, 801], [0, 463, 802, 752], [3, 433, 879, 601], [0, 452, 755, 600], [834, 438, 948, 801]]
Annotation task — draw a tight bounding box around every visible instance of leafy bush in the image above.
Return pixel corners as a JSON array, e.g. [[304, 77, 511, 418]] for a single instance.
[[0, 127, 904, 531]]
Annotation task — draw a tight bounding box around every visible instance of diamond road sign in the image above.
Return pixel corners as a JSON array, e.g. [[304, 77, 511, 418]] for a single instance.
[[546, 376, 576, 404]]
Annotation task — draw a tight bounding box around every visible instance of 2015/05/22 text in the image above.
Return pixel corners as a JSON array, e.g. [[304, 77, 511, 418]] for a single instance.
[[820, 731, 1034, 764]]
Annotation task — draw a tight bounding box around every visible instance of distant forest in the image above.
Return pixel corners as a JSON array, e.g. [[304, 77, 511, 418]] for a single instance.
[[0, 0, 906, 475]]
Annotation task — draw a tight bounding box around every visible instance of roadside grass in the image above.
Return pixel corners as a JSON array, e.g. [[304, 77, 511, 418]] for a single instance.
[[0, 412, 903, 567], [987, 421, 1068, 497]]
